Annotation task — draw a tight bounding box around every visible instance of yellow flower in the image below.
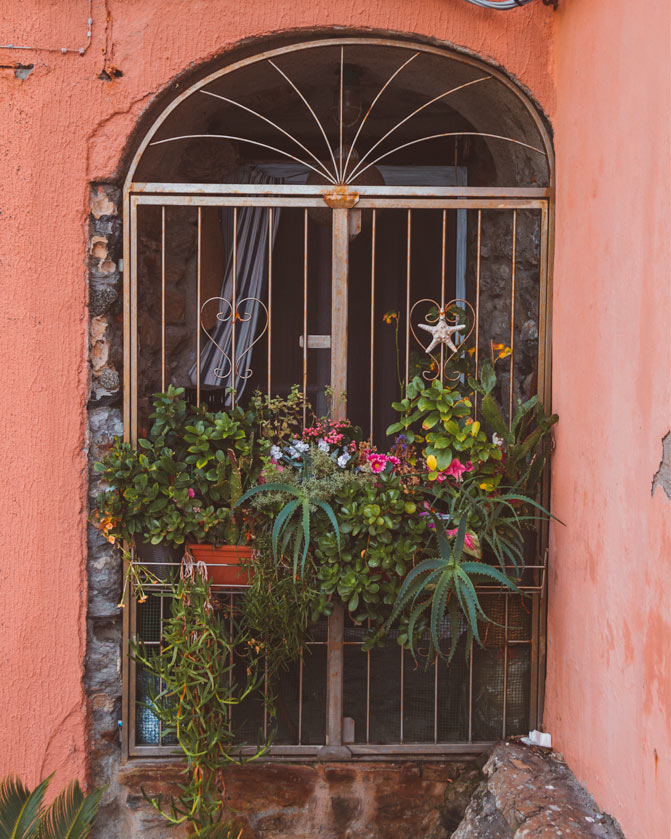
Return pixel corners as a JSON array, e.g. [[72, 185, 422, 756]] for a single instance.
[[467, 347, 476, 357], [426, 454, 437, 472], [498, 347, 512, 359], [382, 310, 398, 324]]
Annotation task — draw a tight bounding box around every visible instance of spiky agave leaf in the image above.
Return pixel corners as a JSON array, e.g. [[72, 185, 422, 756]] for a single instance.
[[0, 774, 50, 839], [38, 781, 103, 839]]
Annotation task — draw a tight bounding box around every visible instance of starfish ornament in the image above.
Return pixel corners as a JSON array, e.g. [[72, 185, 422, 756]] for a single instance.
[[417, 312, 466, 354]]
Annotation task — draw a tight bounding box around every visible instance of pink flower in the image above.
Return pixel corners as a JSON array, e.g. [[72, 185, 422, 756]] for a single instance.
[[367, 453, 387, 473], [188, 488, 195, 498], [446, 528, 476, 551], [445, 459, 469, 481]]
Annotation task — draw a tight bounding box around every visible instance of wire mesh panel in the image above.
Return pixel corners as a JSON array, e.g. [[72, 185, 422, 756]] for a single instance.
[[132, 585, 541, 755]]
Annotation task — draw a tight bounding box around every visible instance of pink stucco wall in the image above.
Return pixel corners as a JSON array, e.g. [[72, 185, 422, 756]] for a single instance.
[[0, 0, 668, 836], [545, 1, 671, 838]]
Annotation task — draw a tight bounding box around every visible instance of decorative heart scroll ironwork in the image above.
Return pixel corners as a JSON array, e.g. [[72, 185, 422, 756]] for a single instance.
[[409, 298, 476, 382], [200, 296, 269, 384]]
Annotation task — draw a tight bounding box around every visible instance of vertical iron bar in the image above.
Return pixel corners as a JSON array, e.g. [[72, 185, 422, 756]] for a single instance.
[[338, 46, 344, 182], [196, 207, 202, 406], [127, 584, 137, 755], [129, 197, 139, 445], [369, 209, 376, 438], [405, 210, 411, 385], [303, 208, 308, 424], [161, 206, 166, 392], [158, 590, 164, 744], [366, 646, 371, 744], [331, 209, 349, 419], [440, 209, 446, 384], [434, 655, 439, 744], [399, 645, 404, 743], [468, 647, 473, 743], [122, 193, 131, 444], [267, 207, 273, 398], [502, 594, 509, 739], [298, 652, 304, 745], [231, 207, 238, 408], [508, 210, 517, 426], [474, 210, 482, 417], [529, 592, 540, 731], [326, 606, 344, 746], [263, 659, 268, 740], [228, 594, 234, 730]]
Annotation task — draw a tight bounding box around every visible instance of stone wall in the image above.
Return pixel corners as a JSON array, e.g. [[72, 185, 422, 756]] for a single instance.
[[451, 742, 626, 839], [116, 759, 476, 838], [86, 183, 126, 834]]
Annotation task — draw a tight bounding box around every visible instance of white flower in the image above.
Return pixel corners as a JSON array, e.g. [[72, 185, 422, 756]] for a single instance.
[[492, 433, 505, 448], [287, 446, 299, 458], [318, 439, 330, 453], [270, 445, 282, 460], [293, 439, 309, 453], [337, 452, 351, 468]]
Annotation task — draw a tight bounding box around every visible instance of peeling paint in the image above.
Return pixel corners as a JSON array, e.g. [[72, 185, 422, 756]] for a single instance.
[[652, 432, 671, 499]]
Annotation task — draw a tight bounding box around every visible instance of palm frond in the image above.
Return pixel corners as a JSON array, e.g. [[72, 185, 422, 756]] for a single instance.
[[39, 781, 103, 839], [0, 774, 49, 839]]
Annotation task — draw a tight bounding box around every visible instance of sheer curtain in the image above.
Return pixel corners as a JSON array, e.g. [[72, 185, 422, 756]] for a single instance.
[[192, 167, 283, 398]]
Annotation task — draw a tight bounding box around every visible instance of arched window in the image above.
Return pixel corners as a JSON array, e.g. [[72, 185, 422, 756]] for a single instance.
[[123, 36, 553, 759]]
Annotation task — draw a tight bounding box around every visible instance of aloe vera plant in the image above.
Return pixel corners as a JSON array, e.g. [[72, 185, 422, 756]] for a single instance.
[[0, 774, 103, 839], [390, 512, 522, 662], [236, 448, 340, 579]]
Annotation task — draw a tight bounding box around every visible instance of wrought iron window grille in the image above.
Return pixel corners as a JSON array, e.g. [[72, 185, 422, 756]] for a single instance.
[[120, 37, 554, 761]]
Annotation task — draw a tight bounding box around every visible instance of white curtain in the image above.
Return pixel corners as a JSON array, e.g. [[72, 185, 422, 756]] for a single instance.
[[192, 167, 282, 398]]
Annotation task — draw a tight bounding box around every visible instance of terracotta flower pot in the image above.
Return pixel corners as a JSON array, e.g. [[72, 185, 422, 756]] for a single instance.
[[186, 543, 254, 587]]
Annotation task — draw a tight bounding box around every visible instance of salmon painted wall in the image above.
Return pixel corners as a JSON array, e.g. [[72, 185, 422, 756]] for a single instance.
[[546, 1, 671, 838], [0, 0, 668, 836], [0, 0, 556, 789]]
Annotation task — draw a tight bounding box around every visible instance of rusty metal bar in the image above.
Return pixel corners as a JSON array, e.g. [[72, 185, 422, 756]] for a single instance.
[[326, 605, 344, 746], [509, 209, 517, 426], [366, 646, 371, 744], [369, 209, 376, 438], [338, 46, 344, 182], [196, 207, 202, 405], [434, 655, 439, 744], [132, 194, 548, 211], [131, 182, 551, 199], [161, 207, 166, 391], [298, 652, 304, 745], [129, 197, 139, 445], [343, 51, 420, 181], [399, 645, 404, 743], [474, 210, 482, 416], [267, 207, 273, 398], [231, 208, 238, 406], [405, 210, 411, 385], [122, 192, 132, 443], [440, 209, 447, 383], [263, 659, 269, 740], [502, 594, 509, 739], [266, 58, 339, 181], [303, 209, 309, 424], [331, 209, 349, 419], [468, 647, 473, 743]]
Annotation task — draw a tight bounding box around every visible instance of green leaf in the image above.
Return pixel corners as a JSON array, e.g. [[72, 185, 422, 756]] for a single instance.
[[0, 774, 50, 839], [40, 781, 104, 839], [479, 362, 497, 395], [272, 500, 300, 561]]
